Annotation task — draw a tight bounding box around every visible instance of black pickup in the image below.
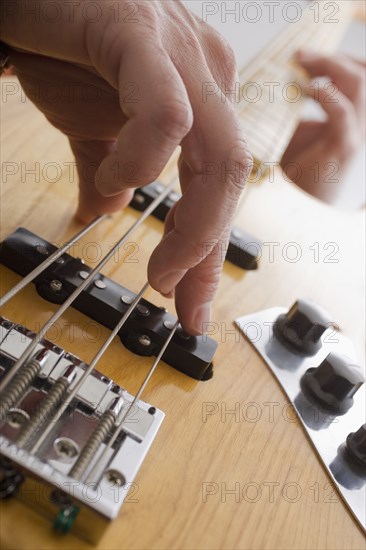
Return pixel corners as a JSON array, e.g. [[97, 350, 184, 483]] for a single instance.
[[0, 228, 217, 381], [129, 182, 262, 270]]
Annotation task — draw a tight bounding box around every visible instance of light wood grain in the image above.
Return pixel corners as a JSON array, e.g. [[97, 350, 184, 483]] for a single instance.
[[0, 76, 365, 550]]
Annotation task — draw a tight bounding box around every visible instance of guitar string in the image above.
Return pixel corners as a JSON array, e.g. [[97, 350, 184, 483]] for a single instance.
[[0, 0, 348, 364], [1, 0, 350, 393], [0, 3, 348, 300], [4, 0, 354, 481], [65, 0, 360, 501], [237, 2, 352, 134], [85, 320, 179, 485], [238, 0, 353, 85], [237, 1, 315, 88], [84, 0, 357, 504], [30, 280, 151, 454], [238, 22, 316, 119], [0, 215, 107, 308], [0, 179, 177, 393]]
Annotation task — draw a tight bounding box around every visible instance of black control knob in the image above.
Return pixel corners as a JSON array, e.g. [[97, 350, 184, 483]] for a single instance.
[[346, 425, 366, 467], [301, 352, 364, 414], [274, 298, 334, 355]]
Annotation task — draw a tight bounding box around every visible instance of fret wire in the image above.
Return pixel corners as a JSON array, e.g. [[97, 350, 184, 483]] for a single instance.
[[0, 215, 108, 308], [242, 112, 300, 151], [241, 103, 302, 130], [0, 179, 177, 393], [242, 110, 301, 147], [85, 320, 179, 485], [239, 92, 305, 124], [242, 102, 301, 129], [30, 281, 150, 454]]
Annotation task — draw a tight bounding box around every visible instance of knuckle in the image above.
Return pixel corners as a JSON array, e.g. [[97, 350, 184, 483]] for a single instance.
[[349, 73, 364, 95], [221, 42, 237, 73], [335, 99, 354, 121], [181, 29, 204, 56], [337, 55, 365, 90], [177, 230, 208, 266], [139, 2, 158, 26], [195, 263, 222, 295], [207, 29, 238, 81], [151, 100, 193, 142], [336, 130, 359, 157], [225, 141, 253, 195]]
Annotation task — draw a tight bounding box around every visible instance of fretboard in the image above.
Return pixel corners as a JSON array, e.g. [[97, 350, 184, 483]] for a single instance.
[[237, 0, 356, 177]]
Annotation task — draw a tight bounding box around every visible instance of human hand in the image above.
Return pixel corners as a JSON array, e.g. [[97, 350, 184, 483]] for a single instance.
[[1, 0, 252, 334], [281, 50, 365, 203]]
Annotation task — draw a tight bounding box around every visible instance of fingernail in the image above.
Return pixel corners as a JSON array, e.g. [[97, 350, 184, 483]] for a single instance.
[[95, 169, 120, 197], [156, 270, 186, 295], [161, 290, 175, 299], [193, 303, 212, 335], [95, 181, 120, 197]]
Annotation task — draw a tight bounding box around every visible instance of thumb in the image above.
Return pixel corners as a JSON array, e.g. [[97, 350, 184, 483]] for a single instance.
[[69, 139, 134, 223]]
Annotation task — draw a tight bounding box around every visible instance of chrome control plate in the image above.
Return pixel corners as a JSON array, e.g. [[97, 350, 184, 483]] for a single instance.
[[236, 307, 365, 532]]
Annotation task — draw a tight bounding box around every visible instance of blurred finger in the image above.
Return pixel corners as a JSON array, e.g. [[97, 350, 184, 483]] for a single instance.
[[69, 139, 134, 223], [296, 50, 365, 105], [307, 84, 359, 151]]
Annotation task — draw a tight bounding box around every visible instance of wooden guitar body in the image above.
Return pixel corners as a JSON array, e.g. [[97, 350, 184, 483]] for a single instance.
[[0, 75, 365, 549]]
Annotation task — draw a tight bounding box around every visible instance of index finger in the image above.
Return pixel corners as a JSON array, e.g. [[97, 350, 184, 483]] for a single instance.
[[148, 87, 252, 333]]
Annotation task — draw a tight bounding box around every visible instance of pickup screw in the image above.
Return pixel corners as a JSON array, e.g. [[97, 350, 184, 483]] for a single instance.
[[36, 244, 49, 255], [134, 194, 145, 205], [50, 280, 62, 292], [94, 280, 106, 289], [136, 305, 150, 316], [138, 335, 151, 347]]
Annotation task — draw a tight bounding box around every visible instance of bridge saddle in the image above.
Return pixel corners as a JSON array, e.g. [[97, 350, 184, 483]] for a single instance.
[[0, 317, 164, 542]]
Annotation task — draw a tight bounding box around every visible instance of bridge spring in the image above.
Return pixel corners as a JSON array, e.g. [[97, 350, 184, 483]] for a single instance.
[[0, 349, 49, 425], [68, 410, 116, 480], [16, 366, 76, 449]]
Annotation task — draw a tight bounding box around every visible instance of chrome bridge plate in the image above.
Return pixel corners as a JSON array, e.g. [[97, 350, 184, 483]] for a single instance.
[[236, 307, 365, 533], [0, 317, 164, 542]]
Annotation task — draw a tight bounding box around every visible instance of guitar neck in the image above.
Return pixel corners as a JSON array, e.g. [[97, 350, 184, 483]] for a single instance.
[[238, 0, 356, 175]]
